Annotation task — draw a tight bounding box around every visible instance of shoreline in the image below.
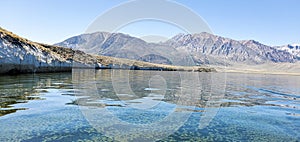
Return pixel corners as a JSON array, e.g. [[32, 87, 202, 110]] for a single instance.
[[0, 64, 216, 75], [214, 66, 300, 76], [4, 61, 299, 76]]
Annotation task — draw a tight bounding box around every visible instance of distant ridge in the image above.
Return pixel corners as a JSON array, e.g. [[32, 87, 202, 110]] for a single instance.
[[56, 32, 297, 66]]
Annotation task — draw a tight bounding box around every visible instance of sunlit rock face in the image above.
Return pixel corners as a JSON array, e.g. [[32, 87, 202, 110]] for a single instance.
[[0, 28, 73, 74]]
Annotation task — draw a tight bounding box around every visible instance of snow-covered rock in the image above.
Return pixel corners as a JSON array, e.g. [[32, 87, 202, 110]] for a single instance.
[[276, 44, 300, 59]]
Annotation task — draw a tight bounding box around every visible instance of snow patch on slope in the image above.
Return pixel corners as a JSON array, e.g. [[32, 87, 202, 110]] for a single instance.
[[277, 44, 300, 58]]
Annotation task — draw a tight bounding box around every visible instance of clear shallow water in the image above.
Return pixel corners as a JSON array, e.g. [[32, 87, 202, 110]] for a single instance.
[[0, 70, 299, 141]]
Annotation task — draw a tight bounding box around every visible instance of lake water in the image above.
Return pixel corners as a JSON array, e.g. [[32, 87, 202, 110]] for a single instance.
[[0, 70, 299, 141]]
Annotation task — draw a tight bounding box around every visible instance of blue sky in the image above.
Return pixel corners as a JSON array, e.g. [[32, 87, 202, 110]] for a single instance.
[[1, 0, 299, 46]]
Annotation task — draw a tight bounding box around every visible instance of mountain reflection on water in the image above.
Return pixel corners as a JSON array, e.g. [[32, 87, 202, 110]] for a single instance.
[[0, 70, 299, 141]]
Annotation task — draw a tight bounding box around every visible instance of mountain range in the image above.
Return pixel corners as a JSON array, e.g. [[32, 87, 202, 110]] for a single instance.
[[56, 32, 299, 66], [0, 27, 214, 74]]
